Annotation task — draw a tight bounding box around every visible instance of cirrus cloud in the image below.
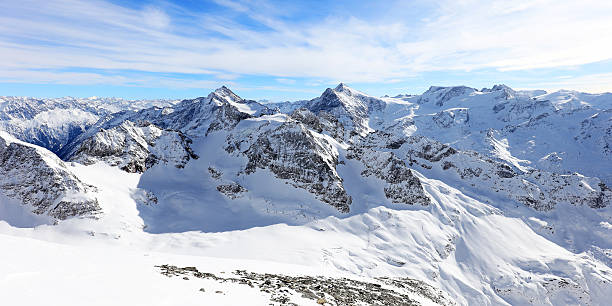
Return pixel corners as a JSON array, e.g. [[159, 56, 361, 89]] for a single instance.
[[0, 0, 611, 94]]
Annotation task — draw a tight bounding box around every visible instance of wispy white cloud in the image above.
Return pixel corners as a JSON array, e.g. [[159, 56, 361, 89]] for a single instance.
[[518, 72, 612, 94], [275, 78, 296, 85], [0, 0, 611, 91], [212, 0, 249, 13], [402, 0, 612, 72], [142, 7, 171, 29]]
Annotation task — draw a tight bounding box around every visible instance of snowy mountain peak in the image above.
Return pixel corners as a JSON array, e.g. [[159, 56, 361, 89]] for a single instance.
[[206, 86, 243, 107], [490, 84, 514, 92], [334, 82, 352, 92], [334, 83, 372, 98], [482, 84, 518, 99], [314, 83, 379, 111]]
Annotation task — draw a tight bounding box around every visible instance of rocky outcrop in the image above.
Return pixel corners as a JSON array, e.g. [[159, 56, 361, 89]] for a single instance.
[[290, 108, 346, 140], [216, 183, 248, 199], [432, 108, 470, 128], [401, 135, 612, 211], [577, 109, 612, 156], [0, 132, 100, 220], [348, 140, 431, 206], [70, 120, 198, 173], [226, 120, 351, 212]]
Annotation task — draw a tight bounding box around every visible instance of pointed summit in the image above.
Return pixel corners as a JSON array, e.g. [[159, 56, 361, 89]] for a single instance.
[[211, 85, 243, 104], [335, 83, 349, 92], [204, 85, 274, 117], [334, 83, 366, 96]]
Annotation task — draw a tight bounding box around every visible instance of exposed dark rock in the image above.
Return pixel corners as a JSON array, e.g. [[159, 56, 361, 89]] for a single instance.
[[217, 183, 247, 199], [208, 167, 223, 180], [229, 121, 351, 212], [0, 133, 100, 220], [155, 265, 454, 306], [348, 133, 432, 206], [70, 121, 198, 173], [402, 136, 612, 211]]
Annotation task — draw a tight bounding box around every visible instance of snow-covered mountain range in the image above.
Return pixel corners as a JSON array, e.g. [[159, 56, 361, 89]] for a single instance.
[[1, 84, 611, 305], [0, 96, 178, 153]]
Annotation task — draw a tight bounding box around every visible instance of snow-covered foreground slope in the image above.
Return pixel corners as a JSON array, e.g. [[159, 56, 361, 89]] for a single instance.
[[1, 84, 612, 305]]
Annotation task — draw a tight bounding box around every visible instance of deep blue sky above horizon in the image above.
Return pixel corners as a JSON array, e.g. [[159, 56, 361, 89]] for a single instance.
[[1, 0, 612, 101]]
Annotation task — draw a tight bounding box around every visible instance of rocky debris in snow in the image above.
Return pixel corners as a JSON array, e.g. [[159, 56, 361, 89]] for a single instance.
[[156, 265, 454, 306], [0, 132, 100, 220], [216, 183, 247, 199], [208, 167, 223, 180], [492, 275, 592, 305], [70, 120, 198, 173]]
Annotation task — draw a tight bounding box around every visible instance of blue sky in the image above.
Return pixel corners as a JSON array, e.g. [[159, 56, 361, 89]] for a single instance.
[[1, 0, 612, 101]]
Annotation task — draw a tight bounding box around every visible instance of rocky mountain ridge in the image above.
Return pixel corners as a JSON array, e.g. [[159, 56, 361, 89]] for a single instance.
[[0, 96, 178, 154], [49, 85, 612, 217]]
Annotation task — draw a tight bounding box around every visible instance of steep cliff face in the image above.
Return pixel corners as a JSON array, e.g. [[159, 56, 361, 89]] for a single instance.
[[0, 131, 99, 220], [347, 139, 431, 207], [226, 118, 352, 212], [417, 86, 477, 106]]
